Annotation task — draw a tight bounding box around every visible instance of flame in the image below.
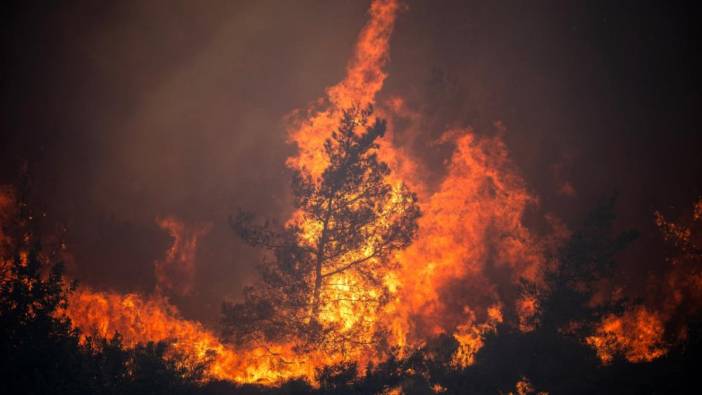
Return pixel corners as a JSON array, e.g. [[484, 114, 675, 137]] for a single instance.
[[509, 376, 548, 395], [286, 0, 400, 178], [516, 295, 540, 332], [286, 123, 553, 369], [282, 0, 557, 353], [154, 216, 211, 296], [587, 197, 702, 364], [3, 0, 701, 386], [65, 288, 321, 384], [385, 132, 549, 354], [62, 1, 407, 385], [62, 0, 553, 384], [586, 307, 668, 364], [64, 217, 333, 384], [450, 305, 503, 367]]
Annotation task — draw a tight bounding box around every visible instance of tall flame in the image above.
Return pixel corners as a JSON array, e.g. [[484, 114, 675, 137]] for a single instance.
[[1, 0, 700, 387], [286, 0, 400, 178], [68, 0, 554, 382], [386, 132, 547, 347], [282, 0, 554, 370], [6, 0, 699, 385]]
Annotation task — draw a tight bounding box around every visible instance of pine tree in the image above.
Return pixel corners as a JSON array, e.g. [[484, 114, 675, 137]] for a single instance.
[[223, 107, 420, 351]]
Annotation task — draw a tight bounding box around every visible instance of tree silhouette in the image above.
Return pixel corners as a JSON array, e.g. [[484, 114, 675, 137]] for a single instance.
[[0, 183, 211, 394], [223, 107, 420, 351], [0, 184, 86, 394], [540, 196, 638, 333]]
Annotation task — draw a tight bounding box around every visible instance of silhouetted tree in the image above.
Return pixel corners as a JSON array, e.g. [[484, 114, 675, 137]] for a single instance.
[[451, 197, 639, 394], [125, 341, 210, 394], [82, 335, 213, 395], [0, 183, 212, 394], [541, 196, 638, 332], [0, 185, 86, 395], [223, 107, 420, 351]]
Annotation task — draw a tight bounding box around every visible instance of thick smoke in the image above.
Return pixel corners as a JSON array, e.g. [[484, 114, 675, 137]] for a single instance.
[[2, 0, 701, 362]]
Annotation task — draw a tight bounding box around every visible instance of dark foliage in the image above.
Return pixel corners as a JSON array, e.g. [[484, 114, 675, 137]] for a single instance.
[[0, 187, 210, 395], [0, 185, 86, 394], [541, 197, 639, 333]]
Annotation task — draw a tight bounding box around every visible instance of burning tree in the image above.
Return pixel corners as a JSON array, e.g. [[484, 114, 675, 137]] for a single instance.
[[223, 107, 420, 353]]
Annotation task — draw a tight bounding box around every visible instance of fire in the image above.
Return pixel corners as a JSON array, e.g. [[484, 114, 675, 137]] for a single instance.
[[65, 288, 320, 384], [586, 197, 702, 364], [516, 295, 540, 332], [382, 132, 550, 361], [63, 216, 336, 384], [154, 216, 211, 296], [53, 0, 553, 384], [3, 1, 701, 389], [586, 307, 667, 364], [450, 305, 503, 367], [54, 0, 673, 386], [510, 376, 548, 395], [63, 0, 409, 385], [281, 0, 554, 368], [286, 0, 400, 178]]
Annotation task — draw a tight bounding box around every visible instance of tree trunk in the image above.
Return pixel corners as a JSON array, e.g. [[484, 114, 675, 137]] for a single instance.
[[311, 195, 334, 320], [311, 258, 323, 319]]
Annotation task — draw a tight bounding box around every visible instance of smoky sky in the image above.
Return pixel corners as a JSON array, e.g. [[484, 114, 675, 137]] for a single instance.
[[2, 1, 701, 325]]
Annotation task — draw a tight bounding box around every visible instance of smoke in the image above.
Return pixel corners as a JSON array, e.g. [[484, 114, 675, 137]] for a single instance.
[[154, 216, 212, 297], [59, 0, 563, 381], [2, 0, 702, 370], [1, 0, 373, 323]]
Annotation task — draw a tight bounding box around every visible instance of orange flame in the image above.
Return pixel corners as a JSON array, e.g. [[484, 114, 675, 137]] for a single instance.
[[66, 288, 324, 384], [154, 216, 211, 296], [66, 0, 556, 384], [382, 132, 551, 365], [587, 197, 702, 364], [586, 307, 668, 364], [64, 0, 406, 385], [283, 0, 555, 368], [4, 0, 701, 384], [286, 0, 400, 178]]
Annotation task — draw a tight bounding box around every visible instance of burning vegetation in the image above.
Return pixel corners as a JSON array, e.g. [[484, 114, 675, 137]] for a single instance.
[[2, 0, 702, 394]]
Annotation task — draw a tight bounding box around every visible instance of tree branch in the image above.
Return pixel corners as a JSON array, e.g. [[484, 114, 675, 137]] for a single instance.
[[321, 251, 380, 278]]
